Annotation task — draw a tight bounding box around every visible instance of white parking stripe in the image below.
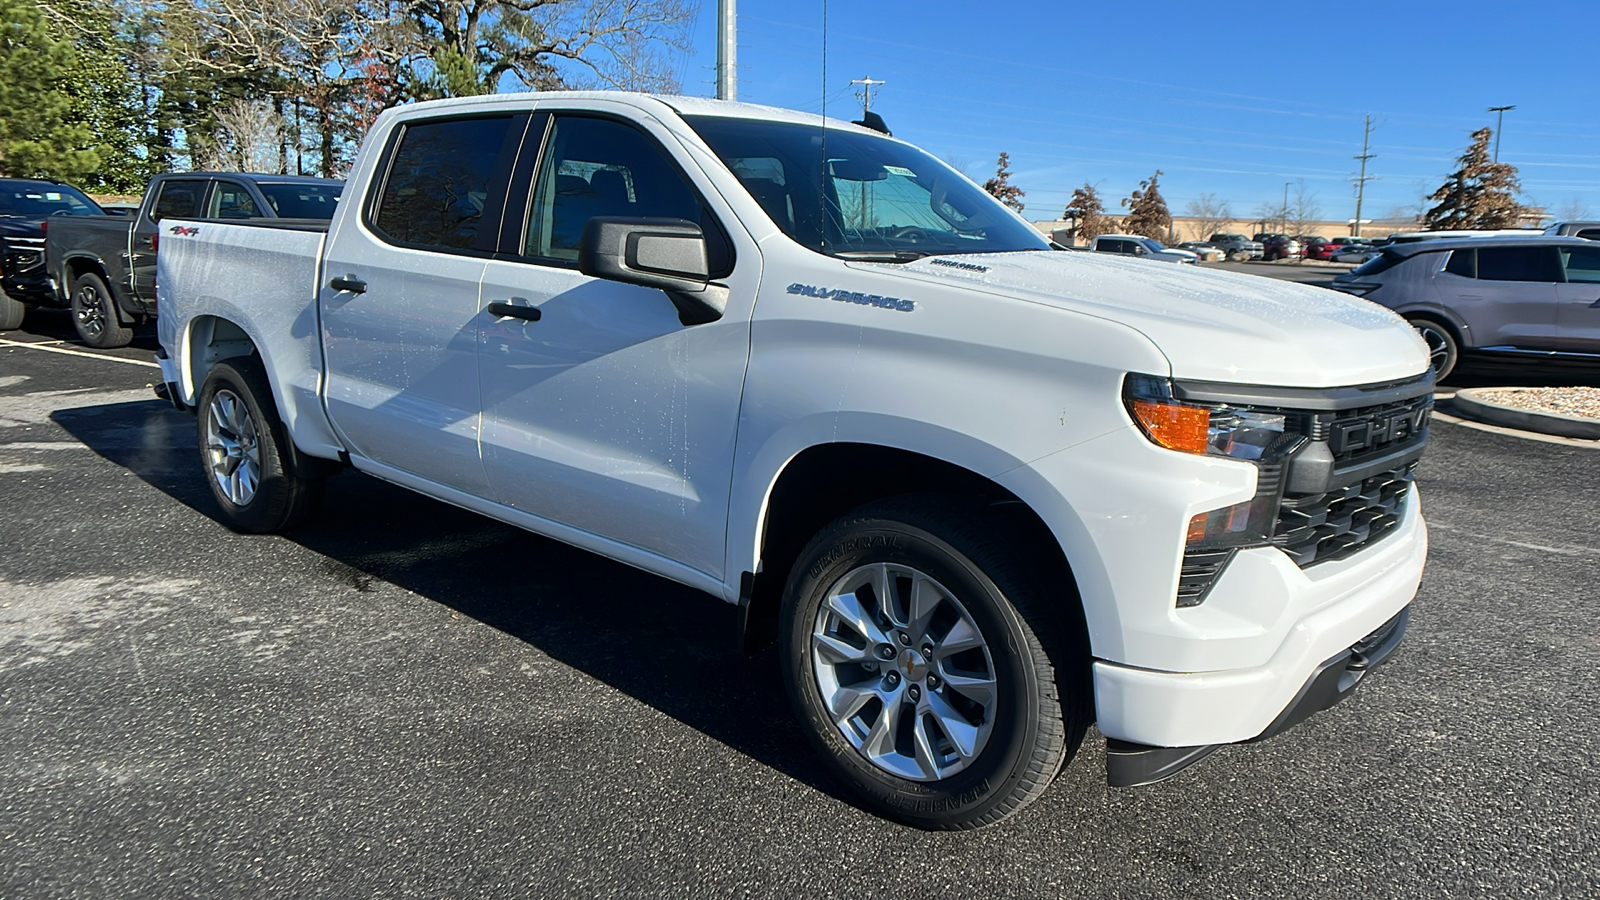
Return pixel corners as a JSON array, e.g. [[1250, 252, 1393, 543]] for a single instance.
[[0, 338, 160, 369]]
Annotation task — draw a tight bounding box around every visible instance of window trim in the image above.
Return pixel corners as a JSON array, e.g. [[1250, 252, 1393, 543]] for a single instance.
[[498, 110, 737, 280], [361, 111, 531, 259]]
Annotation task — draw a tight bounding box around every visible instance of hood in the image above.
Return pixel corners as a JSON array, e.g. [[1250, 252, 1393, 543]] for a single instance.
[[878, 250, 1431, 388], [0, 217, 45, 238]]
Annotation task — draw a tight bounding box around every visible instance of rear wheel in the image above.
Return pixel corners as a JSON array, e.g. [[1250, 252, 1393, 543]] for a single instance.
[[1408, 317, 1459, 381], [70, 272, 133, 349], [197, 357, 324, 533], [0, 288, 23, 330], [780, 495, 1089, 829]]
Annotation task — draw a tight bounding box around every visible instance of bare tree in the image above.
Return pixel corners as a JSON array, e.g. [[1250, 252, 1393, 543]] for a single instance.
[[1286, 181, 1321, 238], [1252, 200, 1284, 235], [1556, 196, 1591, 221], [1184, 192, 1232, 241], [199, 99, 287, 172]]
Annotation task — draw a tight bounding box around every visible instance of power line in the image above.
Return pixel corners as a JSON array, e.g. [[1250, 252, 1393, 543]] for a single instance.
[[851, 76, 885, 119]]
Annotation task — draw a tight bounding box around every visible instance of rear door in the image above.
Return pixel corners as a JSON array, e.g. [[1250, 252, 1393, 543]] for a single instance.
[[474, 110, 755, 579], [319, 112, 527, 494], [1555, 243, 1600, 351], [1435, 245, 1560, 349]]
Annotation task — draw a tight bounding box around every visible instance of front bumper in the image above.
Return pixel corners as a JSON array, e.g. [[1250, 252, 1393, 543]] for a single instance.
[[1106, 604, 1409, 786]]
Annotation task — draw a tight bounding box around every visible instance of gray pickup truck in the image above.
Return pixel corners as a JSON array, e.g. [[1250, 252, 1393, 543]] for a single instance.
[[1207, 233, 1265, 262], [44, 172, 341, 347]]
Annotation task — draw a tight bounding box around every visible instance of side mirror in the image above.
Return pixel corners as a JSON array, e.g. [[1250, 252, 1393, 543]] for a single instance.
[[579, 216, 726, 325], [1133, 245, 1149, 256]]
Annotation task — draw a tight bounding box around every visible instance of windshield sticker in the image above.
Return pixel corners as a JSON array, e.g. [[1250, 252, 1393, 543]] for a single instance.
[[929, 258, 988, 272], [787, 283, 916, 312], [883, 165, 916, 177]]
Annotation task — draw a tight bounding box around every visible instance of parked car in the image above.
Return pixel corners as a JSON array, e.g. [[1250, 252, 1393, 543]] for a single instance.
[[0, 179, 105, 331], [1331, 234, 1600, 379], [42, 172, 342, 347], [1331, 242, 1381, 264], [153, 90, 1431, 829], [1090, 234, 1199, 263], [1176, 241, 1226, 262], [1301, 236, 1340, 260], [1543, 221, 1600, 240], [1210, 232, 1263, 260], [1261, 234, 1303, 260]]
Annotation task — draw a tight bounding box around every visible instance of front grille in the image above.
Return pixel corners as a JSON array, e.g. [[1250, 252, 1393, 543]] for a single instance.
[[1309, 395, 1432, 466], [1273, 463, 1414, 567]]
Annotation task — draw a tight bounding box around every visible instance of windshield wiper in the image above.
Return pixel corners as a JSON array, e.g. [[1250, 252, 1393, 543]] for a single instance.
[[832, 250, 933, 262]]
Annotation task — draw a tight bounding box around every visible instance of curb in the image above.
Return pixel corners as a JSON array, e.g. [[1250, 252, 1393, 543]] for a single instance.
[[1449, 388, 1600, 440]]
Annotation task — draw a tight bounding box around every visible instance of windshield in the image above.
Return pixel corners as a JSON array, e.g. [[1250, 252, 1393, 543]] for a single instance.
[[0, 183, 103, 218], [256, 182, 342, 219], [1138, 238, 1167, 251], [684, 115, 1048, 260]]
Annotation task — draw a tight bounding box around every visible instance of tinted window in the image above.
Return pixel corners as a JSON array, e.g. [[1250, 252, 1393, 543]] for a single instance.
[[0, 183, 102, 217], [258, 182, 342, 219], [1444, 248, 1475, 278], [1576, 228, 1600, 241], [209, 183, 258, 218], [686, 115, 1047, 260], [373, 116, 516, 251], [152, 180, 206, 221], [1561, 245, 1600, 284], [1477, 246, 1561, 282], [1351, 249, 1405, 277], [523, 116, 731, 275]]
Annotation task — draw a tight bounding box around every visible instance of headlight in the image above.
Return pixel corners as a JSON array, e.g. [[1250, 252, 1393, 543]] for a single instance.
[[1123, 374, 1300, 461]]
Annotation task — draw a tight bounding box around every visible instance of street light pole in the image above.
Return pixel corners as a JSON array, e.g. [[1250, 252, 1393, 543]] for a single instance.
[[1282, 182, 1291, 232], [716, 0, 736, 101], [1488, 105, 1515, 162]]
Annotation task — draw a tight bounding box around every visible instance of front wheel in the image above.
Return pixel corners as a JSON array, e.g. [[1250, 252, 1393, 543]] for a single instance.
[[70, 272, 133, 349], [780, 496, 1089, 829], [197, 357, 324, 533], [0, 287, 24, 330]]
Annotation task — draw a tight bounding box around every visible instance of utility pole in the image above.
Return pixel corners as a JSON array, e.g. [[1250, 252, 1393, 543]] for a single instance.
[[1488, 105, 1515, 162], [1282, 182, 1291, 232], [851, 76, 885, 119], [716, 0, 736, 101], [1352, 114, 1377, 237]]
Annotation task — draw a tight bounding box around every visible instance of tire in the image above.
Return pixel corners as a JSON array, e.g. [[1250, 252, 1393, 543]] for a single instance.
[[780, 495, 1089, 829], [0, 287, 23, 330], [1408, 317, 1459, 382], [70, 272, 133, 349], [197, 357, 324, 533]]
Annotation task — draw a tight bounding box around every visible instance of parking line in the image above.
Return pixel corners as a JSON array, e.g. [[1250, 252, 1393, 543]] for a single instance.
[[0, 338, 159, 369]]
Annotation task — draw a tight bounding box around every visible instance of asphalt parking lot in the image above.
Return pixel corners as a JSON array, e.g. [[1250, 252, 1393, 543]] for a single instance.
[[3, 310, 1598, 898]]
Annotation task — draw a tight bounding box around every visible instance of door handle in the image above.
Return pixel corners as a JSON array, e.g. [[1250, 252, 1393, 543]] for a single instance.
[[329, 275, 366, 294], [487, 301, 541, 322]]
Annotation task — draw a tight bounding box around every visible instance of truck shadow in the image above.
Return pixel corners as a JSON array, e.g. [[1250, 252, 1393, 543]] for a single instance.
[[50, 398, 854, 811]]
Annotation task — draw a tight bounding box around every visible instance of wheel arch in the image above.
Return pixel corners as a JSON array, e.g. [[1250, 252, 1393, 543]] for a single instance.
[[736, 441, 1088, 662], [62, 255, 133, 319], [1394, 304, 1471, 347]]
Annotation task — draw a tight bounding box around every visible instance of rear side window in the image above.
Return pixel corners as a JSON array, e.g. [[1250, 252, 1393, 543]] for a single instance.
[[1351, 249, 1405, 277], [1444, 248, 1475, 278], [1476, 246, 1562, 282], [1561, 245, 1600, 284], [209, 183, 258, 219], [372, 115, 517, 252], [151, 180, 206, 221], [258, 183, 342, 219]]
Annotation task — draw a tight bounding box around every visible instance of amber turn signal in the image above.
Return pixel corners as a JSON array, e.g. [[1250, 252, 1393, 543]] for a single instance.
[[1130, 399, 1210, 455]]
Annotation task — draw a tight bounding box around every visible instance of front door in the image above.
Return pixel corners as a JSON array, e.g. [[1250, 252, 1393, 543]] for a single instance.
[[1556, 243, 1600, 351], [477, 113, 753, 579], [320, 113, 526, 495]]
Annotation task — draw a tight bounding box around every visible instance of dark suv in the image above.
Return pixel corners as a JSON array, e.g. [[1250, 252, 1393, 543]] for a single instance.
[[1331, 235, 1600, 379], [0, 179, 104, 329]]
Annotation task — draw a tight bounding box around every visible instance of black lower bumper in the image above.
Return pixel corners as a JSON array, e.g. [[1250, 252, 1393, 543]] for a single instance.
[[1106, 605, 1410, 788]]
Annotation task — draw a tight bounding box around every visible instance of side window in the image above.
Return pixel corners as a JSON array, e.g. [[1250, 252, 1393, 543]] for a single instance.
[[1477, 246, 1562, 282], [1560, 246, 1600, 284], [209, 183, 258, 219], [151, 180, 206, 221], [524, 116, 732, 275], [1444, 248, 1475, 278], [371, 115, 517, 252]]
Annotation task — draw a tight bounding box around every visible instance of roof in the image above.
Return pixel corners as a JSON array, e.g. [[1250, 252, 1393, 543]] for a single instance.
[[1382, 233, 1594, 257], [386, 90, 880, 136]]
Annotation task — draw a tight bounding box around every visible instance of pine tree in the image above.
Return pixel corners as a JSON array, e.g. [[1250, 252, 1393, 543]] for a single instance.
[[1423, 128, 1524, 230], [0, 0, 99, 179], [1121, 170, 1171, 240], [1064, 183, 1112, 243], [983, 152, 1025, 213]]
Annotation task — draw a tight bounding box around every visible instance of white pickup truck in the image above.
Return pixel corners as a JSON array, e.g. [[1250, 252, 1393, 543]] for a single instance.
[[156, 92, 1433, 829]]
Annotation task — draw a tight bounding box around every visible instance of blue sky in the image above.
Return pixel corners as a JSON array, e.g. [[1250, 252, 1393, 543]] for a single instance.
[[675, 1, 1600, 227]]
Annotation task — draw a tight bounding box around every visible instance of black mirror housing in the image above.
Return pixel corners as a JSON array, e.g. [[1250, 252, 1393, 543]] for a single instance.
[[578, 217, 727, 325]]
